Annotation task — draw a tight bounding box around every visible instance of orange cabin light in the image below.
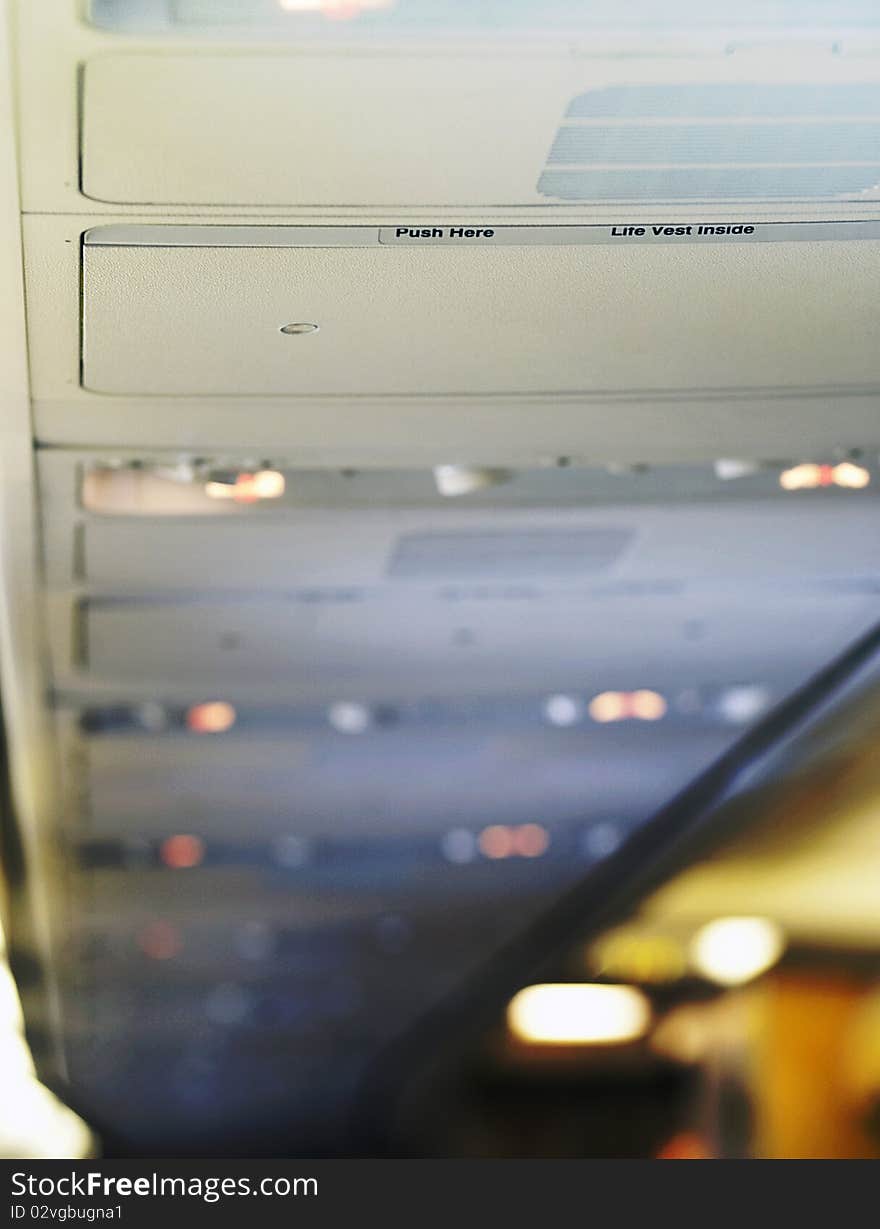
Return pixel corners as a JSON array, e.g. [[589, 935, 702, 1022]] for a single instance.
[[160, 834, 206, 870], [512, 823, 550, 858], [780, 461, 870, 491], [137, 921, 182, 961], [478, 824, 550, 860], [478, 825, 516, 860], [205, 470, 285, 503], [186, 701, 237, 734], [589, 690, 667, 723]]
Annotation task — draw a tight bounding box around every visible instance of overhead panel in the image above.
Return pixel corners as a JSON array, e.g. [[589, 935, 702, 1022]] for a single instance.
[[35, 455, 880, 701], [80, 54, 572, 208], [77, 590, 880, 695], [81, 228, 880, 398], [68, 502, 880, 591], [79, 53, 880, 210]]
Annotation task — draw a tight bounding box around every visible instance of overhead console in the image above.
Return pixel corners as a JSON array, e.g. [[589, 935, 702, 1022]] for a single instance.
[[13, 0, 880, 460], [80, 222, 880, 400], [80, 59, 880, 210], [7, 0, 880, 1154], [77, 1, 880, 210]]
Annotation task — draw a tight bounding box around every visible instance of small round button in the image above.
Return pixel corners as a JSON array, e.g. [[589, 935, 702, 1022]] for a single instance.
[[279, 322, 319, 335]]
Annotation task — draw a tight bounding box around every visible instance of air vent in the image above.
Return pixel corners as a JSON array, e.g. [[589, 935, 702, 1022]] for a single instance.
[[539, 83, 880, 202], [564, 84, 880, 118], [388, 529, 632, 579]]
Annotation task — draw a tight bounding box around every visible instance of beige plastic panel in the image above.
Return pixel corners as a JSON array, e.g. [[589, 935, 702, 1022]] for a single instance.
[[82, 239, 880, 397], [82, 513, 622, 590], [75, 503, 880, 592], [80, 591, 878, 695], [78, 727, 724, 844], [23, 216, 880, 460], [80, 53, 572, 208]]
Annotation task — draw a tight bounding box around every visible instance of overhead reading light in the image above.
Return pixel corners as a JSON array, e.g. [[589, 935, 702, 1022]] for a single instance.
[[588, 690, 667, 723], [714, 459, 759, 481], [542, 694, 584, 727], [779, 462, 870, 491], [716, 684, 772, 725], [507, 983, 651, 1046], [327, 701, 373, 734], [690, 917, 785, 986], [477, 824, 550, 860], [432, 466, 512, 498], [82, 463, 287, 514], [137, 921, 183, 962], [159, 835, 207, 871], [186, 701, 237, 734], [205, 470, 286, 503]]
